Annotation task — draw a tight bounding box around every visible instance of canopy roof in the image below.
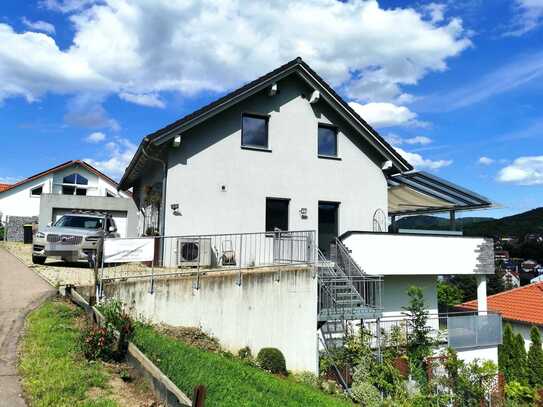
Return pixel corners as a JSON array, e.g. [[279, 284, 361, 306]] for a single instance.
[[388, 171, 493, 216]]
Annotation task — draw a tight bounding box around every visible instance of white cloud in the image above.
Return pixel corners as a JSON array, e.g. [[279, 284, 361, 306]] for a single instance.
[[0, 0, 470, 108], [424, 3, 447, 24], [497, 156, 543, 185], [21, 17, 56, 34], [385, 133, 432, 146], [85, 131, 106, 143], [84, 138, 137, 179], [404, 136, 432, 145], [349, 102, 425, 128], [64, 94, 120, 130], [118, 92, 165, 108], [395, 147, 452, 170], [505, 0, 543, 36], [0, 175, 22, 184], [39, 0, 97, 13], [478, 156, 495, 165]]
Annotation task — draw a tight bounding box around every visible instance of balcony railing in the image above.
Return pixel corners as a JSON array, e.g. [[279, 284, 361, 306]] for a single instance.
[[362, 311, 502, 350]]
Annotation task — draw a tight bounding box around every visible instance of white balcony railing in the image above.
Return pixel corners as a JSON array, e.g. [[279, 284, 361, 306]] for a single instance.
[[341, 231, 494, 276]]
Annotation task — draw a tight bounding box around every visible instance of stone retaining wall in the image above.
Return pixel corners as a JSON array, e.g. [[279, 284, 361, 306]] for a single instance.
[[6, 216, 38, 241]]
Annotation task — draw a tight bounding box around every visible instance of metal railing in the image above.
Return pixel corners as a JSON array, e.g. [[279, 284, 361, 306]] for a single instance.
[[362, 311, 502, 350], [317, 248, 383, 321], [98, 230, 316, 289]]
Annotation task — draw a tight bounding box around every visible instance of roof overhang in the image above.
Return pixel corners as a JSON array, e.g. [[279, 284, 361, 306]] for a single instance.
[[388, 171, 494, 216], [119, 57, 412, 190]]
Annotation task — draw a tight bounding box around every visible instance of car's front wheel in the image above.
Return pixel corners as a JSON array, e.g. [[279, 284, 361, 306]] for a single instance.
[[32, 255, 46, 265]]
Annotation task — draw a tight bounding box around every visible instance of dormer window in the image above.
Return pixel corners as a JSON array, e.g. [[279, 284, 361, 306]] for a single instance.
[[318, 124, 338, 158], [62, 173, 88, 196], [241, 113, 269, 150]]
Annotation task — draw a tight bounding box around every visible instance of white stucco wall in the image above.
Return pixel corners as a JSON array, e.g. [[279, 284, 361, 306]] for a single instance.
[[162, 76, 388, 239], [457, 346, 499, 365], [104, 266, 319, 373], [0, 163, 127, 221], [342, 232, 494, 276], [508, 322, 543, 350], [381, 275, 438, 315]]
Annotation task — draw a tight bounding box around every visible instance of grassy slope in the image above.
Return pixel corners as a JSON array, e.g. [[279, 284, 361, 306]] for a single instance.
[[132, 324, 352, 407], [19, 300, 117, 407]]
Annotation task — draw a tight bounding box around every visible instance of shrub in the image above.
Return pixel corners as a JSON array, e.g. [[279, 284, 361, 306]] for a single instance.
[[96, 298, 134, 360], [505, 381, 536, 404], [351, 381, 381, 407], [527, 326, 543, 388], [81, 325, 116, 361], [238, 346, 253, 360], [292, 371, 319, 388], [256, 347, 287, 375]]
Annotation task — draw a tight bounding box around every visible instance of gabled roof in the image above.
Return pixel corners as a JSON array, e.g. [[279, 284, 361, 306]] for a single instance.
[[0, 183, 11, 192], [119, 57, 413, 189], [458, 282, 543, 326], [0, 160, 121, 195], [388, 171, 493, 216]]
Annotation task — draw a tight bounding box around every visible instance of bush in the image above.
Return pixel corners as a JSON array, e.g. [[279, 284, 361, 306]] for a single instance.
[[238, 346, 253, 360], [505, 381, 536, 404], [81, 325, 116, 361], [351, 381, 381, 407], [96, 298, 134, 360], [257, 347, 287, 375], [292, 371, 319, 388]]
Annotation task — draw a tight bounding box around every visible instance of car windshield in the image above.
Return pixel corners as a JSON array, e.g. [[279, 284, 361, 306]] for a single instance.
[[54, 215, 103, 229]]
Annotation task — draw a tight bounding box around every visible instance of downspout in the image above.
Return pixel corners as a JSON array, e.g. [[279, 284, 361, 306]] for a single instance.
[[141, 142, 168, 264]]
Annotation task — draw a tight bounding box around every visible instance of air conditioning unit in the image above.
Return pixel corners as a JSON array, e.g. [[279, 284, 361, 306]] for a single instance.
[[177, 238, 212, 267]]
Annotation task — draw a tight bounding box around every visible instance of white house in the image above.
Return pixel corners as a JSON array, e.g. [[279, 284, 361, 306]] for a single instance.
[[112, 58, 499, 372], [0, 160, 134, 239]]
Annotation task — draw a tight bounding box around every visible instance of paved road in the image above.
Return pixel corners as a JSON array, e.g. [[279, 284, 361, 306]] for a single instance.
[[0, 247, 55, 406]]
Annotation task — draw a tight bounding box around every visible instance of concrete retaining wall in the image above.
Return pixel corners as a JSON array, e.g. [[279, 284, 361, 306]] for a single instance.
[[104, 266, 319, 373]]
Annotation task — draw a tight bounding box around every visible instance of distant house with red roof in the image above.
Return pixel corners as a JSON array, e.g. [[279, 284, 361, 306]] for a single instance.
[[0, 160, 133, 240], [458, 282, 543, 348]]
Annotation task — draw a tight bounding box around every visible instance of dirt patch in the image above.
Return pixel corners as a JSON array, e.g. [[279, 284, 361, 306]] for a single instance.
[[103, 362, 164, 407], [156, 324, 221, 352]]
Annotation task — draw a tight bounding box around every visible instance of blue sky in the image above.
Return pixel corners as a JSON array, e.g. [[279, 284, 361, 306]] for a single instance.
[[0, 0, 542, 218]]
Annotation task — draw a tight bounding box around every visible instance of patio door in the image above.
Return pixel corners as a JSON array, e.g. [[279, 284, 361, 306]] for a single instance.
[[318, 201, 339, 256]]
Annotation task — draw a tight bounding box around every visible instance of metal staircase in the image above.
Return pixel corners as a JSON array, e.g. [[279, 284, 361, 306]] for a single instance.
[[317, 238, 382, 322]]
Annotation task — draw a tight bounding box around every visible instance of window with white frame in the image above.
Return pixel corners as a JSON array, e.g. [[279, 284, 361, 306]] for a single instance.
[[62, 173, 88, 196]]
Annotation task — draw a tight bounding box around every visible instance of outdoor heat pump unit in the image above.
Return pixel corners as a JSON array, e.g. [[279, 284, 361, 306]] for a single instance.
[[177, 238, 212, 267]]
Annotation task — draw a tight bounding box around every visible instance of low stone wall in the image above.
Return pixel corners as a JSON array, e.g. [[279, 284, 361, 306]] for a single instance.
[[5, 216, 38, 242], [104, 266, 319, 373]]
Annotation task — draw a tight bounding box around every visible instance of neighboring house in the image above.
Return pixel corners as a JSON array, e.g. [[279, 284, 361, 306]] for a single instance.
[[522, 260, 538, 272], [112, 58, 499, 371], [0, 160, 136, 239], [503, 270, 520, 288], [459, 282, 543, 350]]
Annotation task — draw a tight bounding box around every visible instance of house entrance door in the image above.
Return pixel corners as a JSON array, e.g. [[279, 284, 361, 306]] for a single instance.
[[318, 202, 339, 257]]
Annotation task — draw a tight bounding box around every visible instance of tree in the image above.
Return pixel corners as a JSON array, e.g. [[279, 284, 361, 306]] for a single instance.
[[511, 333, 527, 384], [437, 281, 463, 312], [527, 327, 543, 388], [499, 323, 514, 382], [403, 286, 433, 380]]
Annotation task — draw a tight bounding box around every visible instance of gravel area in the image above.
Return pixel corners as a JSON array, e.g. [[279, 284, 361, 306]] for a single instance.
[[1, 242, 194, 287]]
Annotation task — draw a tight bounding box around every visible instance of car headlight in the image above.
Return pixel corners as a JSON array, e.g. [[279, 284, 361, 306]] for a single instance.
[[35, 232, 45, 239]]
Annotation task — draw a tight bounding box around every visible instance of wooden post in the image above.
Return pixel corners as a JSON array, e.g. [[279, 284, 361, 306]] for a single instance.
[[192, 385, 207, 407]]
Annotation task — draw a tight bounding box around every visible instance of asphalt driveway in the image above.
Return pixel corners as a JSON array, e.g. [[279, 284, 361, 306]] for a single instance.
[[0, 247, 55, 406]]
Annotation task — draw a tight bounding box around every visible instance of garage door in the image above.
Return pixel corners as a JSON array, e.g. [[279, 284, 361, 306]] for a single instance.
[[52, 209, 128, 238]]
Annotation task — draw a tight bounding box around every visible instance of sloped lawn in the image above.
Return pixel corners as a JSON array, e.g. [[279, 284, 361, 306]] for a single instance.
[[132, 324, 352, 407], [19, 300, 116, 407]]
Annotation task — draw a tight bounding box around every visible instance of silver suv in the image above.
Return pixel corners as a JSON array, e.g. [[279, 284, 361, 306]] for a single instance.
[[32, 211, 120, 266]]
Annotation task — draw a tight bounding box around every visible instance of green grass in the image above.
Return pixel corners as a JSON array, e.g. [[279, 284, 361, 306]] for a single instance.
[[132, 324, 352, 407], [19, 299, 118, 407]]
